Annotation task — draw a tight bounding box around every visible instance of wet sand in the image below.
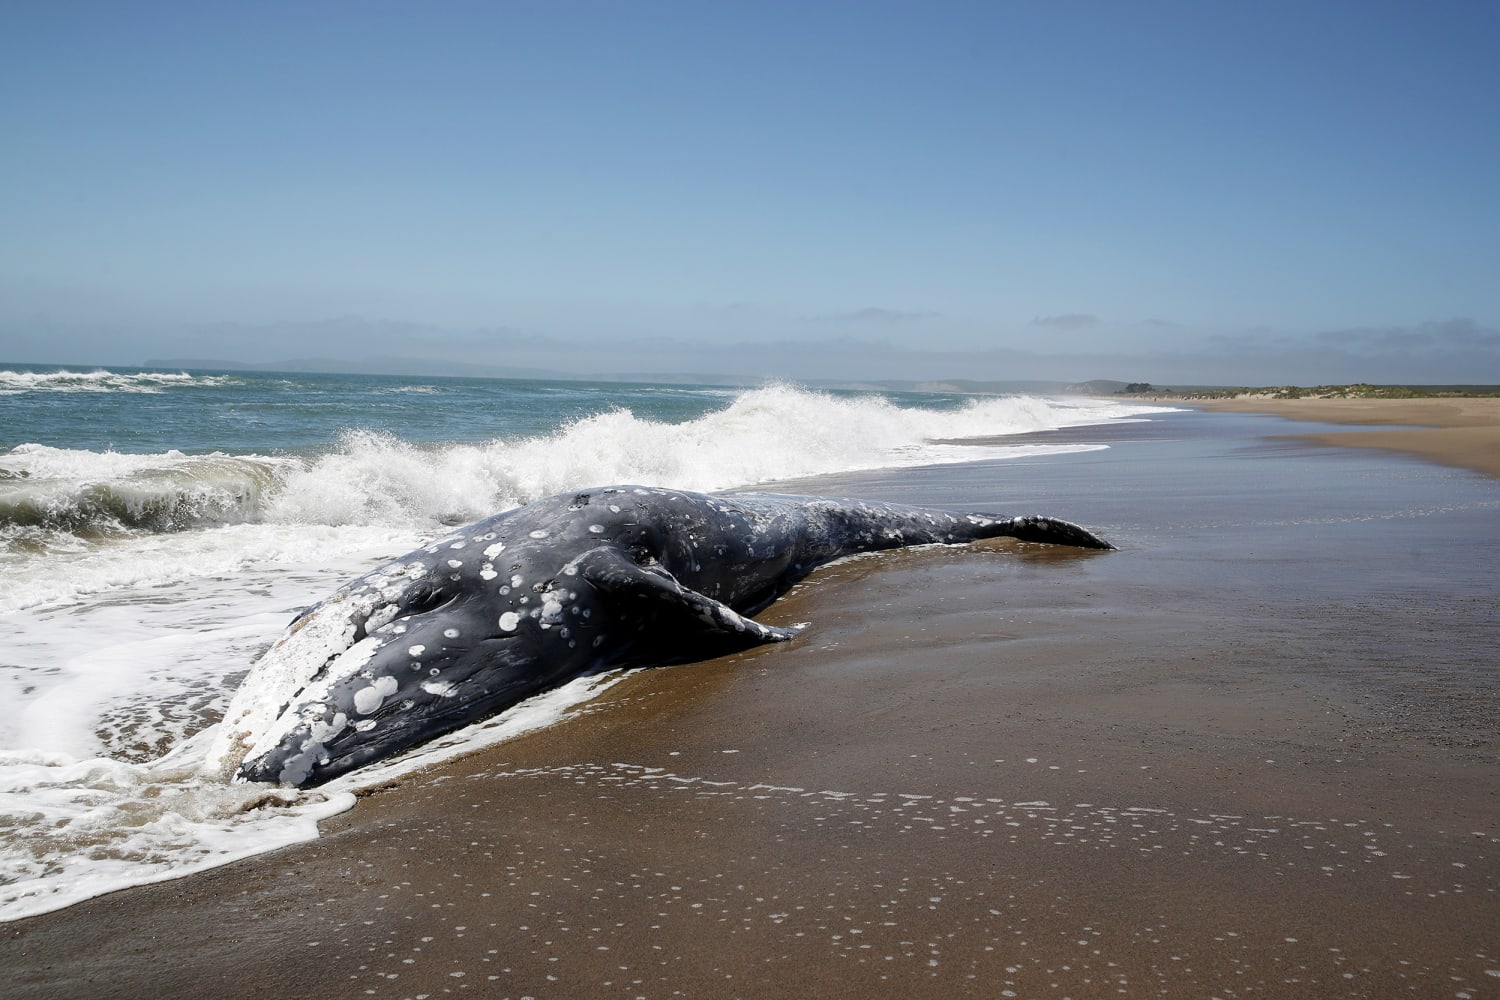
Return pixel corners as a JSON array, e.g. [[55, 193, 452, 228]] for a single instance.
[[1188, 395, 1500, 478], [6, 407, 1499, 998]]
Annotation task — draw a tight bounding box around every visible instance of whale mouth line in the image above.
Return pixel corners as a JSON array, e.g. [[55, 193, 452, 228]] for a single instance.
[[241, 679, 538, 787]]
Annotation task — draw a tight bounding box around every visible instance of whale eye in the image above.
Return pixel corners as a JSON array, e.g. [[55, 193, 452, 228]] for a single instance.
[[403, 583, 451, 615]]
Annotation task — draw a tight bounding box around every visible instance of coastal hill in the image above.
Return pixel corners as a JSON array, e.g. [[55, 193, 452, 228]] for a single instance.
[[1109, 382, 1500, 400]]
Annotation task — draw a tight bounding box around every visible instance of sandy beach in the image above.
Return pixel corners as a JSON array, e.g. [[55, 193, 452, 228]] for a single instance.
[[6, 401, 1499, 999], [1188, 395, 1500, 479]]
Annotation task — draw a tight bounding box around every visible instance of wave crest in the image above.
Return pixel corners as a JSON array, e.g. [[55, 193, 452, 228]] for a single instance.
[[0, 445, 295, 538], [265, 385, 1153, 528], [0, 369, 238, 394], [3, 387, 1159, 540]]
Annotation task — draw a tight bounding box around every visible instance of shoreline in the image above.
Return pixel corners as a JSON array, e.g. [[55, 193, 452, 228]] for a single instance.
[[1155, 395, 1500, 478], [6, 406, 1498, 998]]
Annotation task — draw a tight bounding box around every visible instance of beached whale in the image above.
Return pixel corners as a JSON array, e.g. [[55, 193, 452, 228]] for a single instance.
[[211, 486, 1112, 786]]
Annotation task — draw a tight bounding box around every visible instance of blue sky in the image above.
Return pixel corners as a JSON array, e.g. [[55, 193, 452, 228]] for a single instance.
[[2, 1, 1497, 384]]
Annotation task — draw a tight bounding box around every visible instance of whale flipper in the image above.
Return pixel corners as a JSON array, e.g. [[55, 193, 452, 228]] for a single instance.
[[569, 546, 805, 644]]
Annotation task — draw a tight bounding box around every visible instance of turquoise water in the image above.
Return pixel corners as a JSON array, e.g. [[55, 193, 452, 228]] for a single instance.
[[2, 366, 738, 454], [1, 365, 989, 455]]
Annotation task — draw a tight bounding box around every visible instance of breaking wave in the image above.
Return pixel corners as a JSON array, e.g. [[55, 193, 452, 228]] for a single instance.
[[5, 385, 1148, 534], [0, 368, 238, 394], [0, 385, 1162, 612]]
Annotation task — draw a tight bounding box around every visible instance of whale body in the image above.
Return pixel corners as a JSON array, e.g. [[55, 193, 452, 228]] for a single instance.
[[210, 486, 1112, 786]]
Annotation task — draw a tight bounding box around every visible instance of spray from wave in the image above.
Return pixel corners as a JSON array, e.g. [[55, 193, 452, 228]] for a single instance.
[[260, 385, 1153, 526]]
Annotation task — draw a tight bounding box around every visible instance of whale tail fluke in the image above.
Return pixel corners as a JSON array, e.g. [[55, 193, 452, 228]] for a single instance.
[[998, 515, 1114, 550]]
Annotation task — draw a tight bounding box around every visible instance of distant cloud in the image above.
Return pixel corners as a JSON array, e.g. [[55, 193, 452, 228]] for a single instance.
[[1315, 317, 1500, 354], [7, 306, 1496, 387], [811, 307, 939, 324], [1029, 313, 1098, 330], [1187, 317, 1500, 385]]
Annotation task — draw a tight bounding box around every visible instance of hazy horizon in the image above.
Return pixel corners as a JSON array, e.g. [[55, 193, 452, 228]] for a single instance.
[[4, 3, 1497, 386]]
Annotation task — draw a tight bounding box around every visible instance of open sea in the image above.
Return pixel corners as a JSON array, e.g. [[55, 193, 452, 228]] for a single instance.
[[0, 363, 1171, 921]]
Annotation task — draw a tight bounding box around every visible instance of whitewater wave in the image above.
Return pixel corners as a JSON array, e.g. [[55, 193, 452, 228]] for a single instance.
[[5, 386, 1157, 535], [0, 444, 293, 536], [0, 368, 237, 394], [0, 386, 1167, 612]]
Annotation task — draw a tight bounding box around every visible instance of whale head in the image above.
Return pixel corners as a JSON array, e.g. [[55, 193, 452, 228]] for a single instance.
[[226, 532, 598, 787]]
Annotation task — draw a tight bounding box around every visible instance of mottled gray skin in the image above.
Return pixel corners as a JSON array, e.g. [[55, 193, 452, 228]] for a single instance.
[[234, 486, 1111, 786]]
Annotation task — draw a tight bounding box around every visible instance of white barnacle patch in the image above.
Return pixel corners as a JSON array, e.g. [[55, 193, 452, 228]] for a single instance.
[[608, 504, 621, 513], [529, 529, 549, 539], [308, 711, 348, 744], [449, 541, 465, 550], [365, 603, 400, 632], [510, 574, 524, 589], [443, 627, 460, 639], [479, 564, 498, 581], [447, 559, 463, 569], [408, 644, 426, 657], [353, 676, 399, 715], [483, 541, 506, 559], [498, 611, 521, 632], [420, 679, 457, 697], [588, 524, 605, 534]]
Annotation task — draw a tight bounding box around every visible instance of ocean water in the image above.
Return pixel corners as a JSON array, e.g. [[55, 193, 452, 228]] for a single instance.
[[0, 364, 1171, 920]]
